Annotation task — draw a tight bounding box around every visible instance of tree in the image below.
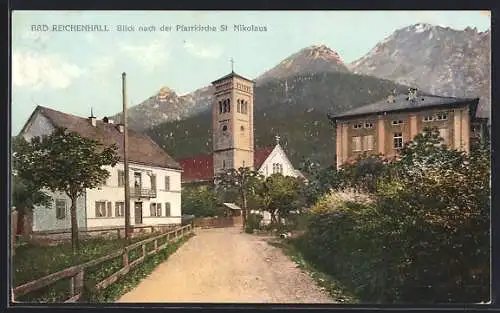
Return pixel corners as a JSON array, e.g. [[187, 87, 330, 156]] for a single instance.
[[12, 128, 119, 252], [256, 174, 303, 225], [11, 136, 53, 233], [215, 167, 262, 227], [182, 185, 224, 217], [298, 159, 340, 205]]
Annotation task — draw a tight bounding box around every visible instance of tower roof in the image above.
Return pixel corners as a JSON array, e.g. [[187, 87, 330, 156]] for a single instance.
[[211, 71, 255, 85]]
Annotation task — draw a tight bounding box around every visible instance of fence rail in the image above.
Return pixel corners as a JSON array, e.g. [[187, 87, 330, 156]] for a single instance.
[[31, 223, 180, 240], [13, 224, 193, 303]]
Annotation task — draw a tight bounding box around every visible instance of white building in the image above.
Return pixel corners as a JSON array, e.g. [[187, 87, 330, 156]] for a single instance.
[[19, 106, 182, 232]]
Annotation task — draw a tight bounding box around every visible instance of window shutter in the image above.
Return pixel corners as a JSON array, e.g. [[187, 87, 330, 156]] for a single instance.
[[150, 203, 155, 216], [95, 201, 100, 217], [165, 176, 170, 191], [107, 202, 112, 217], [165, 203, 171, 217], [115, 202, 120, 217], [157, 203, 162, 216]]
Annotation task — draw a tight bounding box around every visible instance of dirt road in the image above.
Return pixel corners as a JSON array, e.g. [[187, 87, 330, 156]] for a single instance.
[[117, 227, 334, 303]]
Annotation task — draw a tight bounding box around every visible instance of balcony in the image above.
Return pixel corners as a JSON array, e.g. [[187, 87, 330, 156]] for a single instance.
[[131, 188, 157, 198]]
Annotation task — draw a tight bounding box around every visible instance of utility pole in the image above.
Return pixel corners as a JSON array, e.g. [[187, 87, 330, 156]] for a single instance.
[[122, 72, 131, 240]]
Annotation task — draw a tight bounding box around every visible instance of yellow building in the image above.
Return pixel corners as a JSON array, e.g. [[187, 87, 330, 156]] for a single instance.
[[327, 89, 484, 169]]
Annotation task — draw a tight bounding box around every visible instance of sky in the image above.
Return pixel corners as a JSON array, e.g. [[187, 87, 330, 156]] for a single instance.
[[11, 10, 490, 135]]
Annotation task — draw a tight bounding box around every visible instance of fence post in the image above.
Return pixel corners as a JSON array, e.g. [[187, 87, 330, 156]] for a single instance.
[[70, 268, 84, 299], [117, 229, 121, 239], [142, 243, 147, 258], [154, 239, 158, 251], [122, 248, 129, 268]]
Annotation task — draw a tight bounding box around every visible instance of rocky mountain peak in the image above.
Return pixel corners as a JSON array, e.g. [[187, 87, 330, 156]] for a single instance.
[[255, 44, 349, 84], [349, 23, 491, 119]]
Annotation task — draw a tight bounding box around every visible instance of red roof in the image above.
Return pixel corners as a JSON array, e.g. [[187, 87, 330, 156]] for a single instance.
[[178, 147, 274, 183]]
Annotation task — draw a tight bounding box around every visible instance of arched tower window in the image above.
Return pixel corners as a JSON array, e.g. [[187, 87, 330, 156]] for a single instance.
[[226, 99, 231, 113], [237, 99, 241, 113], [219, 101, 223, 113]]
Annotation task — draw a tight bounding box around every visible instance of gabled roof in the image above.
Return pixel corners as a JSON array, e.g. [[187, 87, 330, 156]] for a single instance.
[[327, 94, 480, 122], [21, 106, 182, 170], [211, 71, 255, 85], [178, 153, 213, 183], [178, 147, 274, 183]]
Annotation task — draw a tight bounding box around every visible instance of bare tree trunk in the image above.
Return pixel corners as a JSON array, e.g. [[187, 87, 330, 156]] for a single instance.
[[241, 190, 248, 228], [70, 197, 80, 253]]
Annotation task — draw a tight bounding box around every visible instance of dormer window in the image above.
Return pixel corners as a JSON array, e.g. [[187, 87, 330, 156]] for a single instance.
[[364, 122, 374, 129], [423, 115, 434, 122], [391, 120, 403, 126], [353, 123, 363, 129], [435, 113, 448, 121]]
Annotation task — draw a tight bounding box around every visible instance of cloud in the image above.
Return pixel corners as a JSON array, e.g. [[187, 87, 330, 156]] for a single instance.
[[119, 35, 170, 71], [183, 40, 223, 59], [12, 51, 85, 90]]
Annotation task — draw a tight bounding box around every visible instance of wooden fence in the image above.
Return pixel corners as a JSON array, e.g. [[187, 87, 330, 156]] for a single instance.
[[30, 224, 180, 245], [193, 216, 240, 228], [13, 224, 194, 303]]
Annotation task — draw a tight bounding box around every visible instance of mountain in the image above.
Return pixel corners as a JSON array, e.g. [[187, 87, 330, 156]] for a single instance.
[[255, 45, 349, 84], [111, 86, 214, 132], [111, 45, 350, 132], [146, 71, 411, 167], [349, 23, 491, 119]]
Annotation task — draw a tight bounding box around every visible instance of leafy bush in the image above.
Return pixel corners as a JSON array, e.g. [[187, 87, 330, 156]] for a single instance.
[[294, 131, 490, 303], [181, 185, 224, 217], [244, 213, 263, 233]]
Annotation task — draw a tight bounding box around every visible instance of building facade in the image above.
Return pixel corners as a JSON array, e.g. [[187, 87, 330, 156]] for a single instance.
[[180, 70, 302, 185], [19, 106, 182, 232], [212, 71, 255, 175], [328, 90, 484, 169]]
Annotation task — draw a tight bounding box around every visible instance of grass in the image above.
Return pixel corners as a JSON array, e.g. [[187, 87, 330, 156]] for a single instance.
[[84, 233, 195, 303], [14, 231, 194, 303], [268, 237, 359, 304], [13, 232, 160, 287]]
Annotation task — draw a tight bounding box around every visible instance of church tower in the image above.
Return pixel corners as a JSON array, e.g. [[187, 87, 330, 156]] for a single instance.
[[211, 66, 255, 176]]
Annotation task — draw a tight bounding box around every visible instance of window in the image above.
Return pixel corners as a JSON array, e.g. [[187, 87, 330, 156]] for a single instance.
[[150, 203, 162, 217], [391, 120, 403, 126], [219, 101, 223, 113], [423, 115, 434, 122], [165, 203, 171, 217], [222, 160, 226, 169], [164, 176, 170, 191], [353, 123, 363, 129], [272, 163, 283, 174], [222, 125, 228, 132], [150, 174, 157, 191], [55, 199, 66, 219], [352, 136, 362, 152], [240, 125, 245, 132], [242, 160, 246, 167], [439, 128, 449, 145], [393, 132, 403, 149], [118, 170, 125, 187], [436, 113, 448, 121], [364, 122, 374, 129], [115, 202, 124, 217], [363, 135, 374, 151], [95, 201, 111, 217]]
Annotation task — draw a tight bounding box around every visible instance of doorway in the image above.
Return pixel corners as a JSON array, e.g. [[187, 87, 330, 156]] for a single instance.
[[134, 202, 143, 225]]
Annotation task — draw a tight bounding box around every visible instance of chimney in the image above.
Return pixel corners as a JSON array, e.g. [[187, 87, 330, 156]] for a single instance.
[[88, 108, 96, 127], [116, 124, 124, 133], [386, 89, 397, 103], [102, 117, 115, 124], [407, 87, 418, 102]]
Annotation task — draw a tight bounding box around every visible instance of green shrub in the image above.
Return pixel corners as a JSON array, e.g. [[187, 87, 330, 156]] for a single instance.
[[246, 213, 263, 230], [295, 131, 490, 303]]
